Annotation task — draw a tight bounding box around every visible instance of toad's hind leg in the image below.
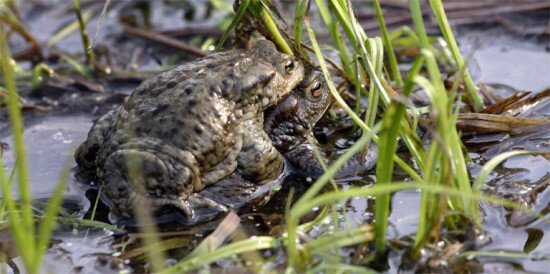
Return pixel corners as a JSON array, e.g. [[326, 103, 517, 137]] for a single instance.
[[237, 119, 284, 183], [101, 143, 226, 221]]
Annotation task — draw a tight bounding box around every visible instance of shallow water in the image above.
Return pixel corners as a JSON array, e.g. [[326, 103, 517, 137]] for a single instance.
[[463, 28, 550, 92], [0, 115, 91, 204], [462, 31, 549, 273]]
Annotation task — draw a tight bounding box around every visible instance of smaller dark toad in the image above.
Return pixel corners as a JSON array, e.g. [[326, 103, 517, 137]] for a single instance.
[[75, 40, 305, 222], [264, 71, 333, 176], [264, 72, 378, 180]]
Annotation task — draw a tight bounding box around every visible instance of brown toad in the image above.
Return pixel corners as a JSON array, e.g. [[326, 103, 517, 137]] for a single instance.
[[199, 71, 332, 207], [75, 40, 304, 222]]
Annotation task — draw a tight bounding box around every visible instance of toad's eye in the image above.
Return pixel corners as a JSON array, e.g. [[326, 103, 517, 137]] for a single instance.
[[306, 80, 323, 101], [311, 81, 322, 97], [284, 59, 295, 73]]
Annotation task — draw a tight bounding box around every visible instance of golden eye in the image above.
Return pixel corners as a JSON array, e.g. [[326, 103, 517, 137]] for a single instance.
[[284, 59, 295, 73], [311, 81, 322, 97], [306, 80, 323, 101]]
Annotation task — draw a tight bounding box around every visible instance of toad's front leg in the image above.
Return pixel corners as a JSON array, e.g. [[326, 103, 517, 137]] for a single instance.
[[284, 133, 378, 179], [237, 119, 284, 184]]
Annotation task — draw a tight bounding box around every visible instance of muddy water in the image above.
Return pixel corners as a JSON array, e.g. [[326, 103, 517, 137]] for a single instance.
[[463, 29, 550, 93], [1, 115, 91, 204], [0, 115, 126, 273], [463, 30, 550, 272]]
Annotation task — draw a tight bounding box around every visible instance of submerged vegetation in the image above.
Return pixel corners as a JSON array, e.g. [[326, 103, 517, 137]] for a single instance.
[[1, 0, 549, 273]]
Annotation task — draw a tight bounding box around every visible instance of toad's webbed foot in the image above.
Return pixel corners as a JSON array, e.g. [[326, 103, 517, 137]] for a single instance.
[[199, 172, 285, 211], [185, 193, 228, 218], [112, 192, 227, 225], [155, 193, 227, 224]]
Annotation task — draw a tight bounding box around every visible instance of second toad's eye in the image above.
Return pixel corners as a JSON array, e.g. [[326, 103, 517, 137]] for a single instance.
[[311, 81, 322, 97], [306, 80, 323, 102], [284, 59, 295, 73]]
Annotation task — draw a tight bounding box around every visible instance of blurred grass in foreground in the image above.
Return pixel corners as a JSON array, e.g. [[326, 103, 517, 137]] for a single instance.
[[0, 19, 67, 274]]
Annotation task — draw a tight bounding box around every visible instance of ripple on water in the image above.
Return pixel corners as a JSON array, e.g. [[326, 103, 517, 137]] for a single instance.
[[0, 115, 93, 209]]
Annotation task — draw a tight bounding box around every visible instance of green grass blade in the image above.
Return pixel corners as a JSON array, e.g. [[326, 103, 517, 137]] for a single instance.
[[305, 12, 423, 187], [215, 0, 250, 51], [326, 1, 356, 47], [36, 163, 71, 266], [459, 250, 550, 261], [292, 183, 540, 220], [410, 0, 431, 49], [364, 37, 383, 129], [342, 2, 390, 105], [73, 0, 95, 66], [409, 0, 482, 249], [304, 19, 370, 132], [248, 0, 292, 54], [309, 263, 377, 274], [0, 155, 33, 271], [56, 217, 122, 232], [0, 21, 37, 269], [59, 53, 91, 77], [31, 63, 54, 88], [293, 0, 309, 52], [0, 159, 17, 216], [304, 225, 374, 255], [161, 236, 277, 273], [293, 121, 380, 209], [473, 151, 532, 190], [47, 8, 95, 47], [372, 54, 426, 256], [313, 0, 353, 77], [372, 0, 403, 87], [428, 0, 484, 111]]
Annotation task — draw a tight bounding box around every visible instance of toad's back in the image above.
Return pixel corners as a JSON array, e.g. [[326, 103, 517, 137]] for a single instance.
[[74, 40, 306, 221]]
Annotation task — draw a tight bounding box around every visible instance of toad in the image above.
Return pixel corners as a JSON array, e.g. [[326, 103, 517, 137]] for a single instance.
[[75, 40, 305, 221]]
